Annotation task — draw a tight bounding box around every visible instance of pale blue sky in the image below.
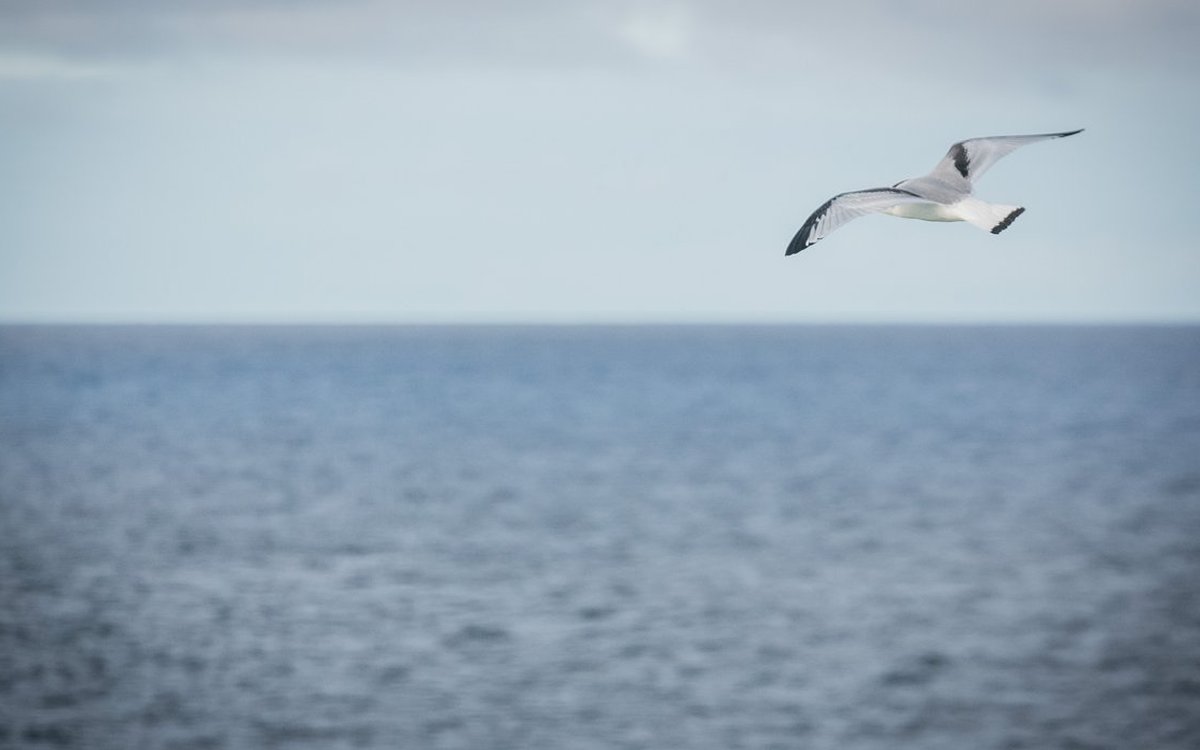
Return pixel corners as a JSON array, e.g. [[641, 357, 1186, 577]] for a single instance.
[[2, 1, 1198, 323]]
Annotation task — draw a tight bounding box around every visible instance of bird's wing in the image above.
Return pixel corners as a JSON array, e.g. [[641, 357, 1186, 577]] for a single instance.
[[786, 187, 930, 255], [928, 129, 1083, 185]]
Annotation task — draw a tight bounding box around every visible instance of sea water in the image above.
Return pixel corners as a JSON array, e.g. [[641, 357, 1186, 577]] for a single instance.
[[2, 325, 1198, 749]]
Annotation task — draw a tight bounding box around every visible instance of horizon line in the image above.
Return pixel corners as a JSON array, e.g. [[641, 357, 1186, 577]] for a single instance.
[[3, 315, 1200, 328]]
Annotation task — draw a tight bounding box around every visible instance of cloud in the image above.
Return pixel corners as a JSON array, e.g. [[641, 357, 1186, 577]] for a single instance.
[[0, 0, 1196, 74], [0, 1, 626, 67], [616, 4, 693, 60], [0, 52, 122, 80]]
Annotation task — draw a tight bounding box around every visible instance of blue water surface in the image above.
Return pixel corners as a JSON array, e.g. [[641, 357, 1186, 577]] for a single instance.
[[2, 325, 1199, 749]]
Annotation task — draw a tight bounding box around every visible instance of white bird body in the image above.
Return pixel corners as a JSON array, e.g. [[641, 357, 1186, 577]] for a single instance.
[[786, 129, 1082, 255], [883, 201, 961, 222]]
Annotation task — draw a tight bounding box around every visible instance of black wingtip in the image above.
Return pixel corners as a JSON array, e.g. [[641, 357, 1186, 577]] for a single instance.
[[1059, 128, 1085, 137], [786, 230, 813, 256], [991, 207, 1025, 234]]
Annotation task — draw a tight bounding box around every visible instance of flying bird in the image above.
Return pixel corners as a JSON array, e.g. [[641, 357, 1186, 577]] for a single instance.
[[786, 129, 1083, 255]]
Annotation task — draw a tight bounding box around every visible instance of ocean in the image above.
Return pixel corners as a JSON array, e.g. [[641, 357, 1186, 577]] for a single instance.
[[2, 324, 1199, 749]]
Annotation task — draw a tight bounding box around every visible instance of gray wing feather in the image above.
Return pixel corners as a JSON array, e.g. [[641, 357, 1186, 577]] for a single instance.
[[786, 188, 929, 255], [928, 129, 1083, 185]]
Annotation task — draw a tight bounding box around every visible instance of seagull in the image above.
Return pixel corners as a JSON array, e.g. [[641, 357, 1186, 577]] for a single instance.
[[786, 129, 1083, 255]]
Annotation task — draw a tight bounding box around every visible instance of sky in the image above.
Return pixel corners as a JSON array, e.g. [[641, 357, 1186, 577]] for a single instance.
[[2, 0, 1199, 323]]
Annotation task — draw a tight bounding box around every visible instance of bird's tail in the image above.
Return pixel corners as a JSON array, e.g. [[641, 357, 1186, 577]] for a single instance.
[[957, 199, 1025, 235]]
